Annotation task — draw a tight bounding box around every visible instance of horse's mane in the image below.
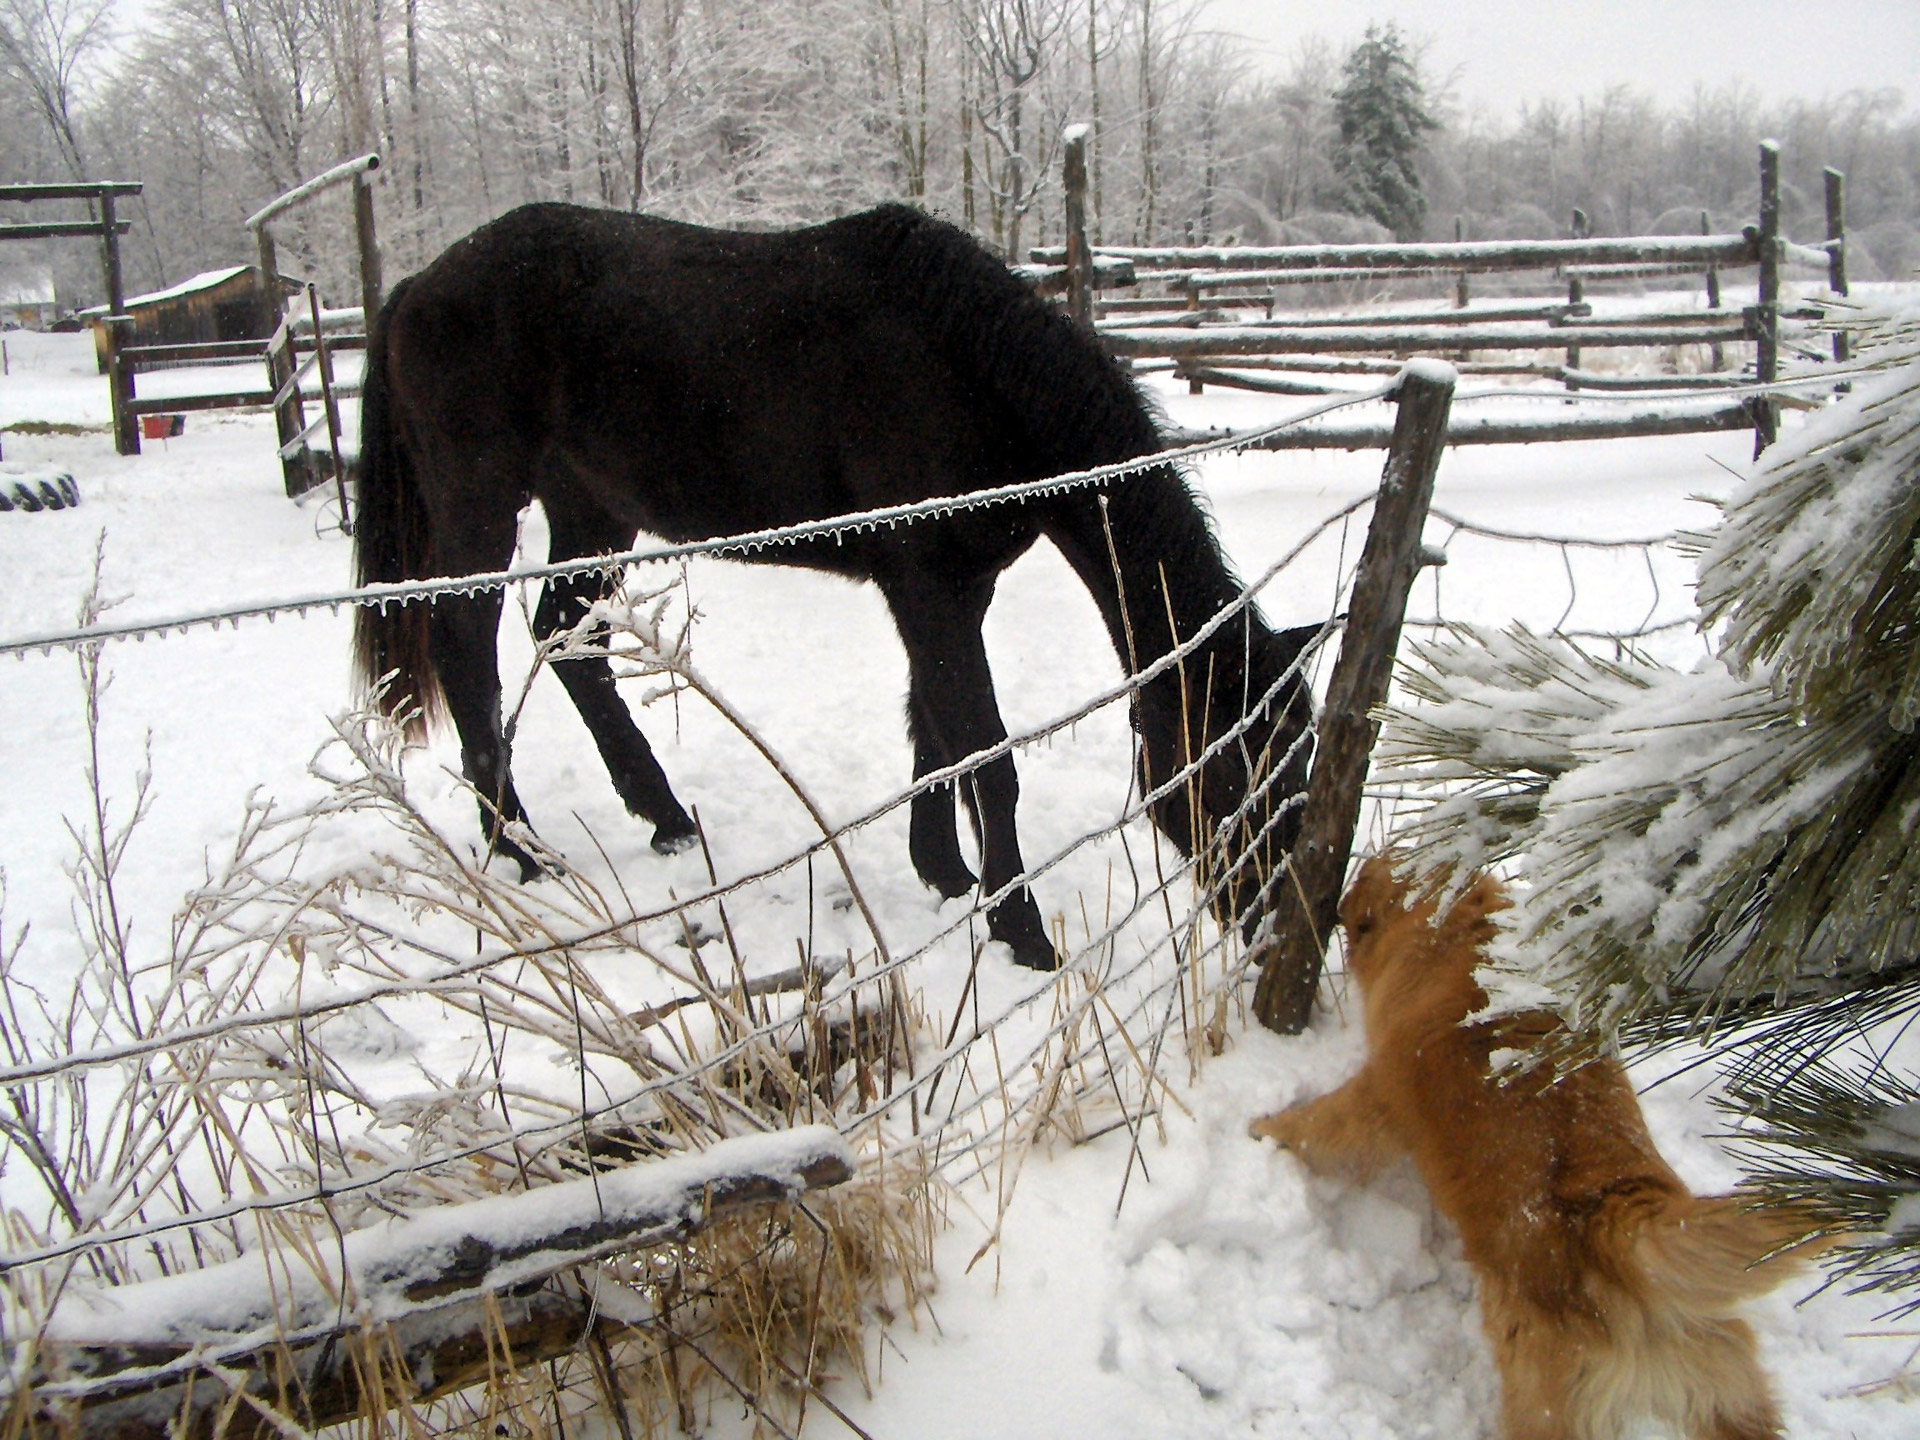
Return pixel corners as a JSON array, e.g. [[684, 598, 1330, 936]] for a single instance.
[[851, 205, 1254, 646]]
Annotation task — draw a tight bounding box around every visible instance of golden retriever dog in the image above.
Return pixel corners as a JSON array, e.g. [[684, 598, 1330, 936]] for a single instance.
[[1251, 857, 1826, 1440]]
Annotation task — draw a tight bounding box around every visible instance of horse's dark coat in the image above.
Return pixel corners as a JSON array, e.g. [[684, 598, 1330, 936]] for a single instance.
[[353, 201, 1316, 968]]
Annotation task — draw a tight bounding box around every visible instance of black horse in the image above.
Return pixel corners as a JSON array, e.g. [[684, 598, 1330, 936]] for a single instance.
[[352, 201, 1317, 970]]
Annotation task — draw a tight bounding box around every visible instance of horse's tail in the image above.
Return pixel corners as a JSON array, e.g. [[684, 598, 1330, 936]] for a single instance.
[[351, 275, 444, 739]]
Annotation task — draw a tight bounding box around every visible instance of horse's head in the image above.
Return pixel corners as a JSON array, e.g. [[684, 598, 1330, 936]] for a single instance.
[[1135, 620, 1320, 943]]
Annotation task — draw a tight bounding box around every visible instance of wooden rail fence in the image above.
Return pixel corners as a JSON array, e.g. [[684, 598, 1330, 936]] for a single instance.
[[1033, 139, 1846, 452]]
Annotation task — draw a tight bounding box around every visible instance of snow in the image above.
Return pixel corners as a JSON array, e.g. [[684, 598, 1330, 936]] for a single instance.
[[2, 326, 1913, 1434], [44, 1126, 850, 1348]]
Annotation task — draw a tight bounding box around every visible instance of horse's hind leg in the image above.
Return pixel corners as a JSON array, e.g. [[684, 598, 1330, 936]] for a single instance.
[[887, 580, 1060, 971], [531, 560, 697, 855], [430, 588, 545, 879]]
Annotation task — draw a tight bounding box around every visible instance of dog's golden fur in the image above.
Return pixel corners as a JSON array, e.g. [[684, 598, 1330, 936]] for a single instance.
[[1251, 857, 1826, 1440]]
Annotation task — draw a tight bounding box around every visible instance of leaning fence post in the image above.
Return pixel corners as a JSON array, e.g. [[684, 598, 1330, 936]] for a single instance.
[[1253, 361, 1455, 1035], [1062, 124, 1093, 330], [1824, 166, 1849, 374], [1754, 139, 1781, 453]]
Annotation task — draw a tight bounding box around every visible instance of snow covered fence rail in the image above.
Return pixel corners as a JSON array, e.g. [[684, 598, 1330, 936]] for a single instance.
[[22, 1129, 854, 1440], [1037, 137, 1849, 448]]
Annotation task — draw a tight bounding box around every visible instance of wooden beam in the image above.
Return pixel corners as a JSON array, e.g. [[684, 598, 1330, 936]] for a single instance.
[[0, 220, 132, 241], [1033, 233, 1758, 273], [0, 182, 142, 201]]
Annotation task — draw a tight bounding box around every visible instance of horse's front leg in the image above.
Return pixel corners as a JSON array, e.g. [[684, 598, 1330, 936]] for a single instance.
[[532, 565, 697, 855], [888, 582, 1061, 971]]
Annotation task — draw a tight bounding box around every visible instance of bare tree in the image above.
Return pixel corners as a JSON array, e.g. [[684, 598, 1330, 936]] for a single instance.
[[0, 0, 116, 178]]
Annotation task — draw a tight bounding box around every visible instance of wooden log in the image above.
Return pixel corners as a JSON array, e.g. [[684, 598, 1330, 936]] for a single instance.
[[125, 390, 275, 416], [1031, 232, 1757, 273], [1102, 320, 1748, 358], [119, 340, 271, 366], [1703, 210, 1726, 371], [29, 1128, 855, 1440], [1754, 140, 1782, 452], [245, 153, 382, 233], [1166, 401, 1750, 451], [1252, 364, 1455, 1033]]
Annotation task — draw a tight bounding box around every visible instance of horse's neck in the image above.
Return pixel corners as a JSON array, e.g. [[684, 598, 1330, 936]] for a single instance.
[[1048, 468, 1253, 682]]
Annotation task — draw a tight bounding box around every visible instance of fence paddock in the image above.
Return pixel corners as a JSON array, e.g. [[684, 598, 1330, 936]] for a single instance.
[[1253, 362, 1455, 1034]]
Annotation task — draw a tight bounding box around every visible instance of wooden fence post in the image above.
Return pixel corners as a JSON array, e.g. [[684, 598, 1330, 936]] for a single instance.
[[1703, 209, 1725, 372], [1453, 216, 1469, 309], [1252, 361, 1455, 1034], [1062, 124, 1092, 330], [1754, 140, 1781, 453], [100, 191, 139, 456], [354, 171, 384, 325], [1565, 209, 1588, 390], [1824, 166, 1850, 373]]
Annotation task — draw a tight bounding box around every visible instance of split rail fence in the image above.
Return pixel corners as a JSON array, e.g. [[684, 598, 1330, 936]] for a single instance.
[[1032, 136, 1850, 452]]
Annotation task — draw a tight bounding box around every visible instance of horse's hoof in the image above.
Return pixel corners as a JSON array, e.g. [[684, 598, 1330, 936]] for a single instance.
[[916, 862, 978, 902], [651, 826, 699, 856], [990, 893, 1064, 971]]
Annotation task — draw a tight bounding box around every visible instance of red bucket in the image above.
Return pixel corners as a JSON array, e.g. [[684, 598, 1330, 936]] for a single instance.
[[140, 414, 186, 440]]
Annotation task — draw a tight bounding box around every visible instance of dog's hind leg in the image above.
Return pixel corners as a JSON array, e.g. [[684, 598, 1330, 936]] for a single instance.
[[1249, 1068, 1403, 1184]]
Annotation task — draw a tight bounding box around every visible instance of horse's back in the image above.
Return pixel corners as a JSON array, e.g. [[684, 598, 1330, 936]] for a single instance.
[[379, 201, 1158, 570]]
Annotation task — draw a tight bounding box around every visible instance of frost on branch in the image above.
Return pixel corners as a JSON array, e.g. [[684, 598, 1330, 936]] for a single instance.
[[1375, 298, 1920, 1303]]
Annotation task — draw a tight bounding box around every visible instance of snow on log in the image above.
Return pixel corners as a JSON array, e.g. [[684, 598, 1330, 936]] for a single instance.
[[1102, 321, 1751, 357], [1033, 233, 1759, 273], [1163, 401, 1754, 451], [25, 1126, 854, 1437]]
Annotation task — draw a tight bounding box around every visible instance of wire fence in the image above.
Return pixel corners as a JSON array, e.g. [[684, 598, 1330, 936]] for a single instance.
[[0, 369, 1728, 1436]]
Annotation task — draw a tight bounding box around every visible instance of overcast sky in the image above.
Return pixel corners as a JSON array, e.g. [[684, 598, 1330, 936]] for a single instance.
[[1200, 0, 1919, 119]]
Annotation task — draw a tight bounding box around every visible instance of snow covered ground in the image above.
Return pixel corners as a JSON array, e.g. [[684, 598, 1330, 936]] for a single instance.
[[2, 326, 1913, 1436]]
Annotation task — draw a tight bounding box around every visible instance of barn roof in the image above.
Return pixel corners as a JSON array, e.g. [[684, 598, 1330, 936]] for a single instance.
[[78, 265, 263, 317]]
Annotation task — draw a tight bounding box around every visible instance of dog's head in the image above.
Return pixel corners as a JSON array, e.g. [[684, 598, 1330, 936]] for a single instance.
[[1338, 855, 1510, 1009]]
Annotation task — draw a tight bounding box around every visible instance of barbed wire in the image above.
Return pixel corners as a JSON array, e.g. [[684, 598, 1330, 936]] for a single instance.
[[0, 384, 1395, 662]]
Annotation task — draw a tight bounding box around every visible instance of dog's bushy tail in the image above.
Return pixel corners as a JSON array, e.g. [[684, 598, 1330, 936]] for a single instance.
[[1630, 1191, 1833, 1310]]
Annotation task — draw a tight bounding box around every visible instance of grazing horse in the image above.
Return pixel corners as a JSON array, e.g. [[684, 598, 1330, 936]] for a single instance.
[[352, 202, 1317, 969]]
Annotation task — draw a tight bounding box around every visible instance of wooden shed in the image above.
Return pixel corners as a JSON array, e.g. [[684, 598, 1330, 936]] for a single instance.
[[83, 265, 300, 368]]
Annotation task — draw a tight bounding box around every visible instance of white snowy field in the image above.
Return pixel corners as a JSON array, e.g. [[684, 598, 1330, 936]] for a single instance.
[[1, 326, 1914, 1437]]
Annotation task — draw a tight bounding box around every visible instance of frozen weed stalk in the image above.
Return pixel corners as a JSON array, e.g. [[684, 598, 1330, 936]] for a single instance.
[[3, 568, 939, 1438]]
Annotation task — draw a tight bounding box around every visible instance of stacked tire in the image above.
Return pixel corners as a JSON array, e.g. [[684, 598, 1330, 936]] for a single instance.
[[0, 470, 80, 513]]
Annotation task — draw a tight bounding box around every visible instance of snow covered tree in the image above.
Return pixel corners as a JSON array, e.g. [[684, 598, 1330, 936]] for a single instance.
[[1327, 21, 1435, 241], [1374, 300, 1920, 1309]]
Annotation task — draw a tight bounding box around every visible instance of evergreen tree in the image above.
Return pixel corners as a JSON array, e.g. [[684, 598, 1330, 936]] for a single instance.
[[1374, 300, 1920, 1309], [1328, 23, 1438, 241]]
